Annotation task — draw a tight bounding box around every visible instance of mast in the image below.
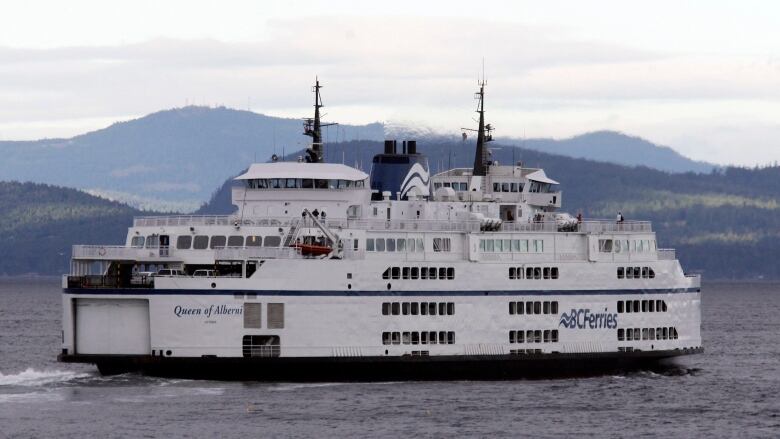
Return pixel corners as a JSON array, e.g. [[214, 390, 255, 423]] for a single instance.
[[303, 78, 336, 163], [462, 80, 494, 176]]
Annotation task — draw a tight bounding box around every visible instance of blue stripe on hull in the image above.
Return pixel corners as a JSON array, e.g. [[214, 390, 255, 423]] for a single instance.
[[63, 288, 700, 296]]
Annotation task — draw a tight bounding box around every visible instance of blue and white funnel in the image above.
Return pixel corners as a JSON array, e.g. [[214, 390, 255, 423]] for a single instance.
[[370, 140, 430, 200]]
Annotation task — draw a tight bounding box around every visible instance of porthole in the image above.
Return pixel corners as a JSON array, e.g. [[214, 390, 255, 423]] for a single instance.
[[347, 284, 352, 290], [211, 283, 216, 288], [387, 283, 391, 290]]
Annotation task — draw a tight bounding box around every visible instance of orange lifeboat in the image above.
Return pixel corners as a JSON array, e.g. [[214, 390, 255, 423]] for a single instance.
[[290, 243, 333, 256]]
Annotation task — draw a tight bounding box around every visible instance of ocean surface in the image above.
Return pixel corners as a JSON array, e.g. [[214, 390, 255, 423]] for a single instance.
[[0, 278, 778, 438]]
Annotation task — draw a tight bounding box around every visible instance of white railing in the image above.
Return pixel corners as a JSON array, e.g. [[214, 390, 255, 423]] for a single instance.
[[72, 245, 174, 260], [657, 248, 676, 260], [579, 220, 652, 233], [133, 215, 652, 234], [500, 221, 557, 232], [215, 246, 302, 260]]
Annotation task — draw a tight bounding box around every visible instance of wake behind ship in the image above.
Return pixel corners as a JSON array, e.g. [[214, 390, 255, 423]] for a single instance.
[[58, 80, 702, 380]]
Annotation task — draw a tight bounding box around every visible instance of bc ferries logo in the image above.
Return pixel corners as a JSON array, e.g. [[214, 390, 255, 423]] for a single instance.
[[400, 163, 430, 199], [559, 308, 618, 329]]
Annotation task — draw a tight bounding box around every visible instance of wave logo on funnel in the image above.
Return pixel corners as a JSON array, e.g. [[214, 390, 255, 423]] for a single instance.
[[400, 163, 430, 198]]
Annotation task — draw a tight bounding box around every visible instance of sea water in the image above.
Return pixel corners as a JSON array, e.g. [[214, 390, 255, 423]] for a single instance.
[[0, 278, 778, 438]]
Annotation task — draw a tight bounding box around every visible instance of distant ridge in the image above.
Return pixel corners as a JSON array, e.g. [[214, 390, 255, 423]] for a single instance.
[[0, 107, 714, 213], [501, 131, 716, 174]]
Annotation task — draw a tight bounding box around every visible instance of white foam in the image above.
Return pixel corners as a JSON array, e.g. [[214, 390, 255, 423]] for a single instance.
[[0, 368, 91, 387]]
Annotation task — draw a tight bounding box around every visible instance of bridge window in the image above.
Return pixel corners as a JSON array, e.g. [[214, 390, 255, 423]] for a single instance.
[[264, 236, 281, 247], [366, 239, 375, 251], [227, 236, 244, 247], [246, 236, 262, 247], [176, 235, 191, 250], [433, 238, 451, 252], [131, 236, 145, 248], [376, 239, 385, 252], [193, 235, 209, 250], [599, 239, 613, 252]]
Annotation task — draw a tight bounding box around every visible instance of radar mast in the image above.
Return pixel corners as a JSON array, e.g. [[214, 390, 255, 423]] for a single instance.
[[462, 80, 494, 176], [303, 78, 337, 163]]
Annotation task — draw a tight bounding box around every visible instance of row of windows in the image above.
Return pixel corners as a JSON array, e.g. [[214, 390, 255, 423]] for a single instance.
[[509, 266, 560, 280], [509, 301, 559, 315], [509, 329, 559, 344], [367, 238, 424, 253], [381, 267, 455, 280], [245, 178, 365, 189], [598, 239, 657, 254], [618, 327, 679, 341], [479, 239, 545, 253], [617, 266, 656, 279], [131, 235, 281, 250], [381, 302, 455, 316], [433, 181, 469, 191], [493, 182, 525, 193], [381, 331, 455, 345], [617, 299, 668, 313], [510, 349, 543, 355]]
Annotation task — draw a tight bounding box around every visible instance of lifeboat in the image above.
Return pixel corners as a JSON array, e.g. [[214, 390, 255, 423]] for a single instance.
[[290, 243, 333, 256]]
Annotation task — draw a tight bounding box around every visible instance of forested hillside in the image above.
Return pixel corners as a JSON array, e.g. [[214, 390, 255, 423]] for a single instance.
[[0, 182, 140, 275]]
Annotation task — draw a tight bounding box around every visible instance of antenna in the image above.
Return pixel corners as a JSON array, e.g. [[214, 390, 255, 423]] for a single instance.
[[303, 77, 338, 163], [460, 69, 494, 176]]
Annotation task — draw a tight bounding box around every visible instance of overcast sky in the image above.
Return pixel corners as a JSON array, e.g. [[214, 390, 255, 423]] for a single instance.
[[1, 0, 779, 166]]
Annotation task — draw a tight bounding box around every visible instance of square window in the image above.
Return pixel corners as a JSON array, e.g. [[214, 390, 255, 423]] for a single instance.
[[376, 239, 385, 252], [439, 302, 446, 315], [421, 302, 428, 315], [618, 301, 624, 313], [618, 328, 625, 341], [411, 267, 419, 279], [551, 302, 558, 314], [509, 302, 516, 315], [402, 332, 411, 344], [392, 332, 400, 344], [366, 239, 375, 252], [429, 331, 437, 344], [411, 302, 419, 315], [382, 303, 390, 315], [509, 267, 516, 279], [447, 303, 454, 315], [429, 303, 437, 315], [402, 267, 410, 279], [518, 331, 525, 343], [618, 267, 625, 279], [525, 302, 533, 314], [510, 331, 516, 343], [402, 302, 410, 315], [382, 332, 391, 345], [391, 302, 400, 315], [392, 267, 400, 279]]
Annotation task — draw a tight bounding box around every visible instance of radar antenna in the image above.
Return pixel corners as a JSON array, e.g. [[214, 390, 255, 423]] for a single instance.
[[461, 79, 494, 176], [303, 78, 337, 163]]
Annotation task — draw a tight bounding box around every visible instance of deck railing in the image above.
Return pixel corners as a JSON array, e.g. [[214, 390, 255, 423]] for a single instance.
[[134, 215, 652, 234], [657, 248, 676, 260], [72, 245, 174, 260]]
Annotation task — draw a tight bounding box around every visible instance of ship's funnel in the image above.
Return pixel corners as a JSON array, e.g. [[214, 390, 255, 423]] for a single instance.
[[370, 139, 430, 201]]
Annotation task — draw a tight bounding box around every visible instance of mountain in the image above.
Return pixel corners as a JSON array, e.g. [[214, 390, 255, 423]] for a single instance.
[[0, 181, 143, 276], [500, 131, 716, 174], [0, 106, 384, 212], [0, 107, 716, 214], [199, 140, 780, 280]]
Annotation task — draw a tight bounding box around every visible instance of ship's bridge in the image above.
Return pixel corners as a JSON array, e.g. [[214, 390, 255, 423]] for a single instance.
[[430, 165, 561, 208], [232, 162, 371, 219]]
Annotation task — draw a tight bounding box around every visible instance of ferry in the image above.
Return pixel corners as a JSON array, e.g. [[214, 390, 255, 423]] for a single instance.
[[58, 80, 703, 380]]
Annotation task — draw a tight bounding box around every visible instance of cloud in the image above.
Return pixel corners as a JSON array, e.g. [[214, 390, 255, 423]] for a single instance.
[[0, 15, 777, 165]]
